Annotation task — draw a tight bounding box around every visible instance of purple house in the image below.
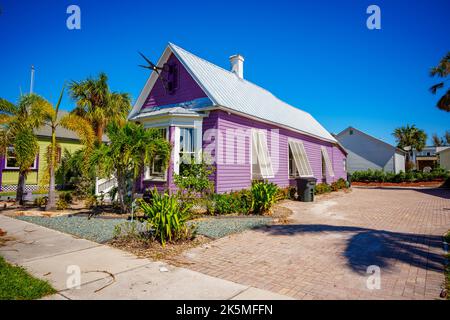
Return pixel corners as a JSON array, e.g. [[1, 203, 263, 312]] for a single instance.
[[129, 43, 347, 193]]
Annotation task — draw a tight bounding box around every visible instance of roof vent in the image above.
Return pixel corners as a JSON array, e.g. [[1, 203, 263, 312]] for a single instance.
[[229, 54, 244, 79]]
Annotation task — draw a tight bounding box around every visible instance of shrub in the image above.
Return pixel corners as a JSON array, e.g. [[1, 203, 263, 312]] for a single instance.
[[335, 178, 347, 189], [85, 195, 99, 208], [138, 189, 195, 246], [34, 196, 48, 208], [350, 169, 449, 183], [56, 198, 69, 210], [208, 190, 252, 215], [277, 186, 297, 200], [314, 183, 332, 194], [250, 180, 279, 215], [59, 191, 73, 204]]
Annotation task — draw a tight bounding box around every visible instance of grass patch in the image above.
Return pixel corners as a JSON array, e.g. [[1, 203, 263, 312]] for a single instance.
[[0, 256, 56, 300]]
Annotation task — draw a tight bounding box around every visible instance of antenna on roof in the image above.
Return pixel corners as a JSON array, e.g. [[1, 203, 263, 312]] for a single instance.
[[30, 65, 35, 94]]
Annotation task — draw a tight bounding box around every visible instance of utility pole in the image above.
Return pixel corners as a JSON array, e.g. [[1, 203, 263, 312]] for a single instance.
[[30, 65, 35, 94]]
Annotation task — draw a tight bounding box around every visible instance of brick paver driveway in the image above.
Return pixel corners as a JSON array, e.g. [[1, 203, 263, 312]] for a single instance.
[[178, 187, 450, 299]]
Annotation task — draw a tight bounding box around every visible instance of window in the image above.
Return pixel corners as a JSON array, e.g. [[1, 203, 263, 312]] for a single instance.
[[180, 127, 195, 161], [5, 147, 37, 169], [349, 129, 354, 135], [343, 158, 347, 171], [251, 129, 274, 179], [288, 139, 313, 178], [321, 146, 335, 177], [144, 127, 168, 180]]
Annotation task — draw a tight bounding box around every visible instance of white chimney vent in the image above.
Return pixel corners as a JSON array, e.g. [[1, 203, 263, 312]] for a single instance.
[[229, 54, 244, 79]]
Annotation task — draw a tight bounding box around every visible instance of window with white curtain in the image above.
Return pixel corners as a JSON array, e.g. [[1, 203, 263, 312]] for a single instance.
[[251, 129, 274, 179], [288, 139, 313, 178], [321, 146, 335, 177]]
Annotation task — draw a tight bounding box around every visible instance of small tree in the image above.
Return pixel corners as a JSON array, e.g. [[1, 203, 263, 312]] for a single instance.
[[392, 125, 427, 170], [42, 87, 95, 210], [91, 122, 171, 213], [0, 94, 50, 204]]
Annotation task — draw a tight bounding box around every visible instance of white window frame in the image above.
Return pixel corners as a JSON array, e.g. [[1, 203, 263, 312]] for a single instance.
[[144, 127, 169, 181], [251, 129, 274, 179], [288, 139, 314, 178], [321, 146, 335, 177], [173, 120, 203, 175], [5, 146, 37, 170]]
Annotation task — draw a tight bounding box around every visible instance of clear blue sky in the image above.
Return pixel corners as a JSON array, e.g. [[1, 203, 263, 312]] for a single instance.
[[0, 0, 448, 145]]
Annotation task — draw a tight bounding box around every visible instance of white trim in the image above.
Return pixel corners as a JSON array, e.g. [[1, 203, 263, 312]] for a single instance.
[[173, 126, 180, 175], [5, 147, 37, 170], [144, 127, 169, 181]]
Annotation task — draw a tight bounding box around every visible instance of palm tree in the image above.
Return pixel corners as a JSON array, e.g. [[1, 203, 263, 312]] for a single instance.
[[429, 52, 449, 112], [91, 122, 171, 213], [445, 130, 450, 146], [68, 73, 131, 143], [42, 87, 95, 210], [432, 133, 443, 147], [392, 125, 427, 170], [0, 94, 51, 204]]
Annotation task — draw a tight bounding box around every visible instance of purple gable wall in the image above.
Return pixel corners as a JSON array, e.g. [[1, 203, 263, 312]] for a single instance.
[[142, 53, 208, 110], [214, 111, 346, 193]]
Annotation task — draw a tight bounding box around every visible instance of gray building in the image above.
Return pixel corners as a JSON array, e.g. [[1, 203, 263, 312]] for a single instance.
[[336, 127, 406, 173]]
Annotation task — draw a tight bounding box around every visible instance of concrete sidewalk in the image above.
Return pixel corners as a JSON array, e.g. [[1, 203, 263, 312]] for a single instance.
[[0, 215, 292, 300]]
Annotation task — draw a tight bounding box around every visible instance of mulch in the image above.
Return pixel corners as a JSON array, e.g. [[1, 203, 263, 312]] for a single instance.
[[108, 235, 211, 266]]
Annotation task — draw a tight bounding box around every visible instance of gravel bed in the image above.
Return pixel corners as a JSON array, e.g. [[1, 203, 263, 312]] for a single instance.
[[16, 216, 124, 243], [16, 215, 272, 243], [189, 217, 272, 239]]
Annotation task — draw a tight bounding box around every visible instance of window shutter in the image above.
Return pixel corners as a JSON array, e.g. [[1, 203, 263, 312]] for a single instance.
[[321, 146, 335, 177], [252, 130, 274, 178], [289, 140, 313, 177]]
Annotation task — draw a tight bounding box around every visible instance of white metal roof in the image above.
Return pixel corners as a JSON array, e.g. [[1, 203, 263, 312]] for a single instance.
[[132, 43, 337, 143]]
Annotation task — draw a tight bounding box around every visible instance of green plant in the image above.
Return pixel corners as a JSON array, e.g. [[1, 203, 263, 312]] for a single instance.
[[174, 157, 215, 196], [0, 256, 56, 300], [91, 121, 171, 213], [113, 221, 146, 239], [59, 191, 73, 204], [350, 168, 449, 183], [250, 180, 279, 215], [56, 198, 69, 210], [85, 195, 99, 208], [314, 183, 332, 194], [277, 186, 296, 200], [34, 196, 48, 208], [207, 190, 252, 215], [138, 189, 195, 246]]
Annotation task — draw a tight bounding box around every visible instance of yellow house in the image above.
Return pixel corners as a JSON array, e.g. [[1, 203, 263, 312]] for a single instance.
[[0, 111, 84, 192]]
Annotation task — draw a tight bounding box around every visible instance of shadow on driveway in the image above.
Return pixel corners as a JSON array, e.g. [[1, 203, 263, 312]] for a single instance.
[[258, 224, 446, 274]]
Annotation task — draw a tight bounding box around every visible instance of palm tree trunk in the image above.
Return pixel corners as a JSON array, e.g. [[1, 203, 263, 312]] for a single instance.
[[16, 171, 26, 205], [96, 123, 104, 144], [116, 170, 126, 213], [46, 129, 57, 210]]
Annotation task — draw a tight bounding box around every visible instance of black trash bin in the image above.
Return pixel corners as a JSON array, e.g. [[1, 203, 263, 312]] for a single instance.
[[296, 177, 317, 202]]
